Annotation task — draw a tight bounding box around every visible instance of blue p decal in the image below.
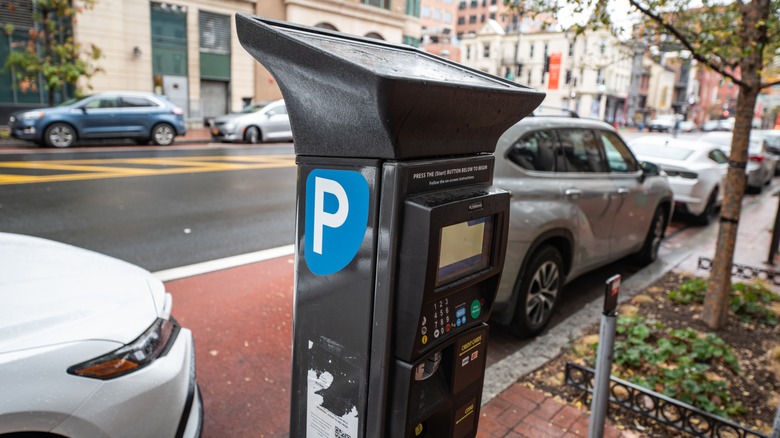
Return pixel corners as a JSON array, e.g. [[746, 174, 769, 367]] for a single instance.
[[305, 169, 369, 276]]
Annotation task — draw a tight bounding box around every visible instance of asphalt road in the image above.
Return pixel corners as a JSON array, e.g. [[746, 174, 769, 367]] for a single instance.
[[0, 143, 297, 271]]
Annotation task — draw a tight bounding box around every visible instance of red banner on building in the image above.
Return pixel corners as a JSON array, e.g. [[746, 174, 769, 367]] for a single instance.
[[548, 53, 562, 90]]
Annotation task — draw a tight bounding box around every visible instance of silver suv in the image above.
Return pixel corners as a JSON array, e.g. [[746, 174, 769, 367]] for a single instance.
[[491, 115, 673, 337]]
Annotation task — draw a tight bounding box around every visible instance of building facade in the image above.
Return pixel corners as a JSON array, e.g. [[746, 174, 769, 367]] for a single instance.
[[419, 0, 460, 60], [1, 0, 422, 126], [460, 24, 634, 123]]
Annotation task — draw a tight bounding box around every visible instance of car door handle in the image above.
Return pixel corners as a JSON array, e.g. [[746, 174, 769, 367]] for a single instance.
[[564, 188, 583, 199], [616, 187, 630, 196]]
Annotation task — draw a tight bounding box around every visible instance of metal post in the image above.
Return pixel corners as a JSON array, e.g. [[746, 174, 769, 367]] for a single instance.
[[588, 274, 621, 438], [766, 191, 780, 265]]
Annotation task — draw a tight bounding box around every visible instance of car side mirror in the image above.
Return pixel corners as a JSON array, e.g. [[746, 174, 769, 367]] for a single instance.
[[639, 161, 661, 182], [79, 107, 87, 114]]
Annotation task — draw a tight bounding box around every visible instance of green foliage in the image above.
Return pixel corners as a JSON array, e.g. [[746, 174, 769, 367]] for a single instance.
[[667, 278, 708, 305], [667, 278, 780, 326], [592, 314, 744, 418], [4, 0, 101, 105]]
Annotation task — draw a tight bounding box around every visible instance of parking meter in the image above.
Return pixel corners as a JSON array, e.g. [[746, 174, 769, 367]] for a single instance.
[[236, 14, 544, 438]]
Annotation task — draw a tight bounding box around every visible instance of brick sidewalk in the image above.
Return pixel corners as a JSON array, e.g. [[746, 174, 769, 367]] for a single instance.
[[477, 383, 633, 438]]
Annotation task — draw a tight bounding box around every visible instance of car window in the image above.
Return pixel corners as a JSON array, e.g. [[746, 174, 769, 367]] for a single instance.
[[557, 129, 606, 173], [600, 131, 639, 172], [267, 105, 287, 116], [708, 149, 728, 164], [507, 130, 558, 172], [84, 98, 120, 109], [121, 96, 157, 108]]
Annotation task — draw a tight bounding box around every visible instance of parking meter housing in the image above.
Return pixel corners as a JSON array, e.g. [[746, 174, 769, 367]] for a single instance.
[[237, 14, 545, 438]]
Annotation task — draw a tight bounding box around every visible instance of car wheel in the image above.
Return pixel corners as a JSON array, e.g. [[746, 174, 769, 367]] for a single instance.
[[44, 123, 75, 148], [151, 123, 175, 146], [692, 189, 718, 226], [244, 126, 261, 144], [510, 246, 563, 337], [635, 207, 666, 265]]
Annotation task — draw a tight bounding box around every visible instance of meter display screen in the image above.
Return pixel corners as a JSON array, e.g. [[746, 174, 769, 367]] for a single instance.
[[436, 216, 493, 286]]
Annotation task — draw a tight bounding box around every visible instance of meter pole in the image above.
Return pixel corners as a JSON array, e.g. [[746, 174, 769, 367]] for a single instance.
[[588, 274, 621, 438]]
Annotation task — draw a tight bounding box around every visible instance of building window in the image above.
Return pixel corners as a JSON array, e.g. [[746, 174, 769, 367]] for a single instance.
[[466, 45, 472, 60], [597, 68, 604, 85], [406, 0, 421, 17], [458, 16, 466, 25], [481, 14, 485, 22], [469, 15, 477, 23], [529, 43, 534, 58], [565, 70, 572, 85], [365, 0, 391, 10], [491, 0, 497, 3], [527, 70, 532, 84], [483, 43, 490, 58], [433, 8, 442, 20], [459, 1, 466, 9], [568, 41, 574, 57], [470, 0, 477, 7], [421, 5, 430, 17], [489, 12, 496, 20], [444, 11, 452, 23]]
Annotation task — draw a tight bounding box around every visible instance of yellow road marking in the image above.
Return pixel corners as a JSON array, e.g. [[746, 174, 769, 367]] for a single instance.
[[0, 155, 296, 186]]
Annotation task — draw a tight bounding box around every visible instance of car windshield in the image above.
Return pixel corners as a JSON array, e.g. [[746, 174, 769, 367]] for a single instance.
[[58, 96, 88, 107], [240, 102, 271, 113], [631, 143, 694, 160]]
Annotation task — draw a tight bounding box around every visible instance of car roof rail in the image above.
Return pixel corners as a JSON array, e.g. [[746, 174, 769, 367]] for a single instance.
[[530, 106, 580, 118]]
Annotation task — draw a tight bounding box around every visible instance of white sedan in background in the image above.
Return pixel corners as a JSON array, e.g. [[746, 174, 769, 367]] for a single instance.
[[629, 136, 728, 225], [0, 233, 202, 438], [698, 131, 777, 192]]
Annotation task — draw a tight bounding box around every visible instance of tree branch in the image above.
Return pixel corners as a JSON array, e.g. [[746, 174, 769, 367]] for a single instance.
[[627, 0, 748, 88], [761, 77, 780, 89]]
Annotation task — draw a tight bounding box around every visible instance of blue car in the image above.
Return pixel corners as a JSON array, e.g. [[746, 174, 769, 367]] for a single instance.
[[8, 92, 187, 148]]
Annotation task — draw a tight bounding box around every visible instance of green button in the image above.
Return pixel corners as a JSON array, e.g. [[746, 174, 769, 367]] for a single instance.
[[470, 299, 481, 319]]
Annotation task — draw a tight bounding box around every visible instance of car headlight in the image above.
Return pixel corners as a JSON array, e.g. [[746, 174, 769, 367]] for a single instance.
[[68, 318, 180, 380], [223, 121, 236, 131], [21, 111, 45, 120]]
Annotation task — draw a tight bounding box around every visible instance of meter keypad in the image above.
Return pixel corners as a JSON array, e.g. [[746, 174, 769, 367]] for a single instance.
[[418, 287, 485, 350]]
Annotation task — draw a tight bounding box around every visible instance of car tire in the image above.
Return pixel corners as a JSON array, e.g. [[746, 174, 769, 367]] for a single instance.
[[510, 246, 564, 337], [244, 126, 261, 144], [44, 123, 76, 148], [635, 207, 666, 265], [692, 189, 718, 226], [151, 123, 175, 146]]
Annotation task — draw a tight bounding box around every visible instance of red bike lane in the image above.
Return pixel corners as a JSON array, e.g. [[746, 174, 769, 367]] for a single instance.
[[165, 255, 295, 438]]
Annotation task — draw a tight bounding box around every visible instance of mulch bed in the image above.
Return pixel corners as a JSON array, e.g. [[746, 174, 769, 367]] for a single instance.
[[520, 272, 780, 437]]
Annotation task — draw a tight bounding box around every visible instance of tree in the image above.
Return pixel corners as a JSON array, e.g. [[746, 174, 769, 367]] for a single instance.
[[507, 0, 780, 330], [4, 0, 102, 106]]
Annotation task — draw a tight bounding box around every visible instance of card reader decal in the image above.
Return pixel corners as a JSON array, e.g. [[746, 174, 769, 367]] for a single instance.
[[305, 169, 369, 275]]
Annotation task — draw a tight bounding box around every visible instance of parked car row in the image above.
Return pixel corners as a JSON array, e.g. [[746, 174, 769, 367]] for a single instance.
[[8, 93, 294, 148]]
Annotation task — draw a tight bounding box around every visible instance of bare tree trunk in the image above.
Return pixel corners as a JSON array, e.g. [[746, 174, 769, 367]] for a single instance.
[[701, 89, 752, 328], [701, 0, 766, 329]]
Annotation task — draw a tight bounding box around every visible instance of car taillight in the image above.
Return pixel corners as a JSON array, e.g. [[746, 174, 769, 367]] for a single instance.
[[68, 318, 180, 380], [171, 108, 184, 115], [749, 154, 765, 163]]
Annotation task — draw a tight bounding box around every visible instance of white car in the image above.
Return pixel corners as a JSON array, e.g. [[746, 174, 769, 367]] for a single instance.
[[210, 99, 293, 144], [629, 136, 728, 225], [697, 131, 776, 192], [0, 233, 202, 437]]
